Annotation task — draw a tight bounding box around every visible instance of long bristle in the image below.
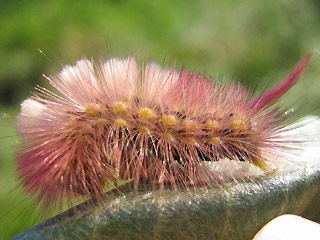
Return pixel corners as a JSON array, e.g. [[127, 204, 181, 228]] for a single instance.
[[16, 54, 312, 210]]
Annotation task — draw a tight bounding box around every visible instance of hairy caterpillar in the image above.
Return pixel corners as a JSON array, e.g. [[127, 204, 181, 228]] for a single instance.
[[16, 52, 312, 214]]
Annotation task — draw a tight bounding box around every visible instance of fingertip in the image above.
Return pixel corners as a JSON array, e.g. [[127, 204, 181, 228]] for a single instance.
[[253, 214, 320, 240]]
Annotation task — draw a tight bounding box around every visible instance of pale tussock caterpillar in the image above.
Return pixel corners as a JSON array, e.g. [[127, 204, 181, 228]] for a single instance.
[[12, 52, 320, 239]]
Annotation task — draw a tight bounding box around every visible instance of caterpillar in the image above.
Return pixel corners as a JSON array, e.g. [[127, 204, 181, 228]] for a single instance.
[[16, 52, 312, 211]]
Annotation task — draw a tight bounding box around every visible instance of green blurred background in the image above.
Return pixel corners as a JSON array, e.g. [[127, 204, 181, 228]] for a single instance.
[[1, 0, 320, 239]]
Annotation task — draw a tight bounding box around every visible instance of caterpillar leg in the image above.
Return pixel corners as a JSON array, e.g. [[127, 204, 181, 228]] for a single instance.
[[252, 157, 278, 175]]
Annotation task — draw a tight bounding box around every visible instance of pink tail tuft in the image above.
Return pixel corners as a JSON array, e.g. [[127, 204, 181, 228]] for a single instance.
[[247, 52, 313, 111]]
